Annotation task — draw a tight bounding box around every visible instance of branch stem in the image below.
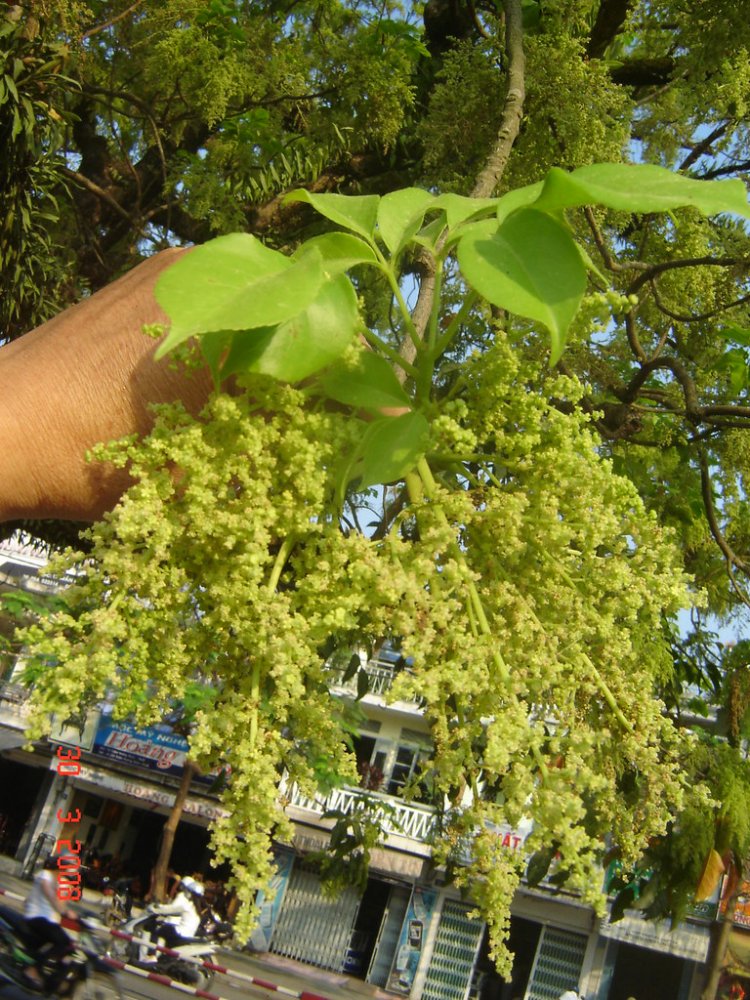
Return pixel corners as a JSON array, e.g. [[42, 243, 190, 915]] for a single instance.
[[414, 456, 510, 686], [249, 536, 297, 751], [470, 0, 526, 199], [359, 325, 419, 378]]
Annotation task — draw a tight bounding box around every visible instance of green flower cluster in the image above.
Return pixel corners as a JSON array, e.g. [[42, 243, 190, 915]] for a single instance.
[[20, 338, 695, 964]]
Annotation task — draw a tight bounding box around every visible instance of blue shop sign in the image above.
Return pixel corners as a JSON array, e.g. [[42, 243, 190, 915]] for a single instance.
[[93, 720, 189, 777]]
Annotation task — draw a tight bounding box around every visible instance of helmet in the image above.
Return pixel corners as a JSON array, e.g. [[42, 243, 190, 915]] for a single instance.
[[180, 876, 205, 897]]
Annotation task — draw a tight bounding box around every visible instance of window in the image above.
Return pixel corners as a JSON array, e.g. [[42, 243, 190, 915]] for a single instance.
[[386, 745, 424, 796], [352, 726, 432, 798]]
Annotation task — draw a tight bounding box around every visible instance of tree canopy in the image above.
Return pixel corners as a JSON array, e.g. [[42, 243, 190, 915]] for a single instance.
[[5, 0, 750, 983]]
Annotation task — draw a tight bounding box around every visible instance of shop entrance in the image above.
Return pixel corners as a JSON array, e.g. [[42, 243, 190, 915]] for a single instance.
[[125, 808, 217, 890], [366, 882, 412, 986], [0, 756, 46, 858], [471, 916, 542, 999], [605, 941, 692, 1000]]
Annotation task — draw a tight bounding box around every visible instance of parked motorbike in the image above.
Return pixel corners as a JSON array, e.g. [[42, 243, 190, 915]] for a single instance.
[[196, 907, 233, 945], [108, 906, 226, 990], [99, 879, 133, 929], [0, 903, 124, 1000]]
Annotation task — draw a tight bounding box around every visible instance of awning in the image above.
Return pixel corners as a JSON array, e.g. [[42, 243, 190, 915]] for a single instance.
[[598, 912, 710, 962], [0, 727, 27, 751]]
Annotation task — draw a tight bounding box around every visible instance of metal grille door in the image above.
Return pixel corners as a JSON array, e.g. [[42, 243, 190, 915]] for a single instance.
[[525, 925, 587, 1000], [422, 901, 484, 1000], [269, 866, 360, 972]]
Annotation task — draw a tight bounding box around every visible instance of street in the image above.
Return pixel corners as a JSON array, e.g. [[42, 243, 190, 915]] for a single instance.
[[2, 941, 353, 1000], [1, 875, 382, 1000], [87, 956, 312, 1000]]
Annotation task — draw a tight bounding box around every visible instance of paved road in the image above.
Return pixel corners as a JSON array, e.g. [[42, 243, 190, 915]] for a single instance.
[[0, 956, 346, 1000], [1, 873, 384, 1000], [87, 963, 297, 1000]]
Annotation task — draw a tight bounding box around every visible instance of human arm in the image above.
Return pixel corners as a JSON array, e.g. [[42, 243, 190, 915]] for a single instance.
[[148, 900, 183, 916], [0, 248, 213, 523]]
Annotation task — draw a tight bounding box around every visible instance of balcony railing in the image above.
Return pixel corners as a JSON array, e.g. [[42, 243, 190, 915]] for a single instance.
[[328, 654, 423, 705], [282, 780, 438, 844], [0, 680, 31, 706]]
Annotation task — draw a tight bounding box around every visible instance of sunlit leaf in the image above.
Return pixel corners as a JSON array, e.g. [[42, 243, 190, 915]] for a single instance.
[[377, 188, 435, 254], [284, 189, 380, 240], [155, 234, 324, 357], [355, 412, 430, 489], [457, 208, 586, 363], [220, 273, 358, 383], [717, 326, 750, 348], [495, 180, 544, 223], [317, 352, 411, 412], [534, 163, 750, 219], [293, 232, 379, 274], [432, 192, 500, 229]]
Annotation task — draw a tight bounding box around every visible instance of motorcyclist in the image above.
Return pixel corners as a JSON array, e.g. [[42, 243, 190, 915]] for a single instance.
[[145, 876, 204, 955], [23, 859, 76, 988]]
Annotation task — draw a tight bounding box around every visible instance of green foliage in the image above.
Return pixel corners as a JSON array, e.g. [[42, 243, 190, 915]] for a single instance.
[[418, 39, 507, 192], [609, 735, 750, 927], [8, 0, 750, 982], [19, 163, 741, 966], [311, 795, 394, 896], [0, 587, 66, 678], [504, 33, 631, 185], [0, 16, 77, 340], [418, 29, 631, 193]]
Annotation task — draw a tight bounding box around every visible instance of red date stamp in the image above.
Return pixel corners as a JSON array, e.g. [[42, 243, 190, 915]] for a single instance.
[[54, 746, 82, 901]]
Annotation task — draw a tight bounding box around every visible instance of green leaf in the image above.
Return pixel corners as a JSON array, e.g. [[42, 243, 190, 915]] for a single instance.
[[198, 330, 234, 383], [450, 218, 500, 245], [317, 352, 411, 412], [534, 163, 750, 219], [432, 192, 500, 230], [526, 846, 556, 886], [155, 234, 325, 358], [377, 188, 435, 254], [715, 348, 749, 395], [546, 869, 572, 887], [575, 240, 608, 286], [413, 215, 449, 250], [717, 326, 750, 348], [457, 208, 587, 363], [284, 189, 380, 240], [356, 669, 370, 700], [221, 273, 358, 383], [521, 0, 541, 30], [495, 180, 544, 224], [355, 412, 430, 490], [610, 884, 637, 922], [293, 232, 379, 274], [342, 654, 361, 682]]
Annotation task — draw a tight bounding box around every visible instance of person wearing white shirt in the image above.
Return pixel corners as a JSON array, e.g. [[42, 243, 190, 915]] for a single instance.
[[23, 863, 75, 986], [145, 876, 204, 954]]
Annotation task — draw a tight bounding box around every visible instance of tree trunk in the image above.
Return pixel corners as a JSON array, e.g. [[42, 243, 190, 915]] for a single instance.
[[702, 858, 743, 1000], [149, 759, 198, 902]]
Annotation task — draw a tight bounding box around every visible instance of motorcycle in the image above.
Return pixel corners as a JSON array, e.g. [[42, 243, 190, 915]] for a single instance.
[[0, 903, 124, 1000], [99, 879, 133, 929], [107, 906, 227, 990], [196, 907, 233, 946]]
